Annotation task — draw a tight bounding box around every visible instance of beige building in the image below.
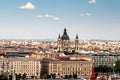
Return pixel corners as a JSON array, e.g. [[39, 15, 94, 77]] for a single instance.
[[41, 55, 92, 79], [8, 57, 41, 78], [0, 58, 9, 75], [30, 52, 59, 60]]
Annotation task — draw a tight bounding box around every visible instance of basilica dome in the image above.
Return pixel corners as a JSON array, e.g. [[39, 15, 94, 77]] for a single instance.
[[61, 28, 70, 40]]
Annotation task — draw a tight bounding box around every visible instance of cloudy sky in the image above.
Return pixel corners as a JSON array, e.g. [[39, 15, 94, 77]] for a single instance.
[[0, 0, 120, 40]]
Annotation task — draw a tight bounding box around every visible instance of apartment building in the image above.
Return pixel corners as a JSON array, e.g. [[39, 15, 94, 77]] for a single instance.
[[0, 58, 9, 75], [41, 56, 92, 79], [92, 52, 120, 67], [8, 57, 41, 78], [0, 57, 41, 78]]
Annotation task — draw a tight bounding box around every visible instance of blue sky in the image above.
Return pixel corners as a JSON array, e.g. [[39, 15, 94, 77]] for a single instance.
[[0, 0, 120, 40]]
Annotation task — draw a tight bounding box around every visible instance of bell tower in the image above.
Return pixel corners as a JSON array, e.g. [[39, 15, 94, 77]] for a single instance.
[[57, 34, 62, 52], [75, 34, 79, 50]]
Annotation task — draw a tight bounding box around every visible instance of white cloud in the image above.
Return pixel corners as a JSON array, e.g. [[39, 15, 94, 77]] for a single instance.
[[89, 0, 96, 4], [19, 2, 35, 9], [37, 15, 43, 18], [80, 13, 91, 17], [80, 14, 85, 16], [53, 17, 60, 21], [37, 14, 60, 21], [85, 13, 91, 16]]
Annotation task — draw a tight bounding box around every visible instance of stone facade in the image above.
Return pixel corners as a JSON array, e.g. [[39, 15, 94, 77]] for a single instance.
[[57, 28, 79, 52], [41, 56, 92, 79], [0, 57, 41, 78]]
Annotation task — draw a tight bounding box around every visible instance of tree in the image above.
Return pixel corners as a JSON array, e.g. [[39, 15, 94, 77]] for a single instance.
[[9, 74, 12, 80], [0, 74, 8, 80], [22, 73, 27, 79], [94, 65, 112, 73], [16, 73, 21, 80], [64, 75, 69, 79], [51, 73, 56, 79], [31, 76, 34, 79], [103, 65, 109, 72], [73, 74, 77, 78], [64, 74, 74, 79], [47, 75, 51, 79], [41, 71, 48, 79], [69, 75, 72, 78], [115, 60, 120, 73]]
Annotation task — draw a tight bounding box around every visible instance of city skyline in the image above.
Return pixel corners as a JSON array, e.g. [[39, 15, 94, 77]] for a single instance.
[[0, 0, 120, 40]]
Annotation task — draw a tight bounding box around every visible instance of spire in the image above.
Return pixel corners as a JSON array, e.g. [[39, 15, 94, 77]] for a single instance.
[[63, 28, 67, 35], [76, 34, 78, 39], [90, 68, 96, 80], [58, 34, 61, 39]]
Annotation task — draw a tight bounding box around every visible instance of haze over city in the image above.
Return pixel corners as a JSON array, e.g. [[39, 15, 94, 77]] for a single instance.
[[0, 0, 120, 40]]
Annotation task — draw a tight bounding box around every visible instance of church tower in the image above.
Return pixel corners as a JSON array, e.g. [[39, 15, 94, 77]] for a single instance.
[[57, 34, 62, 52], [57, 28, 70, 52], [75, 34, 79, 50]]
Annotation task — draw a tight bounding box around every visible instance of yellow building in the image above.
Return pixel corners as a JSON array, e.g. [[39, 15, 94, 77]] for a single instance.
[[41, 56, 92, 79]]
